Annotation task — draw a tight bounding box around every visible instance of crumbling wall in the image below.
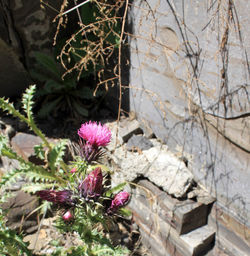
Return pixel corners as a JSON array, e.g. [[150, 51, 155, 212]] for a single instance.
[[128, 0, 250, 250]]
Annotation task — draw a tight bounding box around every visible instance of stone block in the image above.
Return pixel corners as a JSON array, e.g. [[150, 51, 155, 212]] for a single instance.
[[131, 180, 212, 235], [180, 225, 215, 256], [129, 196, 215, 256]]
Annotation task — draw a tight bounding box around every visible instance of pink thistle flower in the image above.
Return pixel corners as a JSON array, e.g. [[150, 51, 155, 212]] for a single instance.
[[79, 167, 103, 199], [62, 210, 74, 222], [108, 191, 130, 214], [70, 167, 77, 173], [78, 121, 111, 148]]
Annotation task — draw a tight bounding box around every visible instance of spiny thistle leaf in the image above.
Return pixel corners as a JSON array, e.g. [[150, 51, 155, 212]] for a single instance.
[[26, 168, 66, 185], [48, 139, 68, 172], [104, 182, 127, 197], [0, 138, 66, 186], [0, 134, 8, 153], [0, 98, 27, 123], [34, 144, 46, 160], [22, 183, 58, 193], [0, 168, 23, 188], [21, 85, 36, 121]]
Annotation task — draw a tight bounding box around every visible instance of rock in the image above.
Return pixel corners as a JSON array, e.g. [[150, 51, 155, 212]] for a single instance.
[[10, 132, 59, 165], [129, 0, 250, 244], [126, 134, 153, 151], [0, 120, 16, 139], [143, 145, 194, 198], [140, 121, 155, 139], [119, 119, 143, 142], [0, 39, 30, 97], [111, 143, 193, 198], [1, 190, 39, 233], [111, 146, 149, 186], [11, 132, 44, 163], [188, 188, 215, 205]]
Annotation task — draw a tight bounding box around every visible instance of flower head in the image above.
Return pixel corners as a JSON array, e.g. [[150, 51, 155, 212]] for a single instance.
[[107, 191, 130, 214], [62, 210, 74, 222], [79, 167, 103, 199], [78, 121, 111, 148], [37, 190, 73, 206]]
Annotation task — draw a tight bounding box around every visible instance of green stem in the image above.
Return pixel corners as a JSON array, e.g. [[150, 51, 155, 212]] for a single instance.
[[29, 119, 51, 151]]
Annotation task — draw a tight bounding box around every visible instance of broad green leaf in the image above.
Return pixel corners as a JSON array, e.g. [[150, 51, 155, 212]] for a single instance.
[[34, 52, 61, 80], [38, 96, 62, 118], [72, 101, 89, 117], [70, 86, 93, 99]]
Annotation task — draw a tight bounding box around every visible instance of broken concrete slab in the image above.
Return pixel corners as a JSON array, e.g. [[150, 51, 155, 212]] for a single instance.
[[111, 142, 194, 198], [143, 145, 194, 198]]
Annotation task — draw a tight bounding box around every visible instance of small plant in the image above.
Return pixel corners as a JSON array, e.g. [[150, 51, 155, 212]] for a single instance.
[[31, 52, 102, 119], [0, 85, 130, 255]]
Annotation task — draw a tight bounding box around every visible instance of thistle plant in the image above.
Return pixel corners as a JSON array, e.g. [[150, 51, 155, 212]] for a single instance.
[[0, 85, 130, 255], [37, 121, 130, 255]]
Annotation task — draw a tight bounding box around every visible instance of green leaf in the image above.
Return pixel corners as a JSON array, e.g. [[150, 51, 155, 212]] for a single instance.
[[0, 168, 23, 188], [21, 85, 36, 121], [42, 79, 63, 94], [0, 134, 8, 154], [0, 98, 27, 124], [34, 144, 45, 160], [34, 52, 61, 80], [118, 207, 132, 217], [0, 227, 32, 256], [72, 101, 89, 117], [89, 164, 113, 174], [29, 69, 49, 82], [104, 182, 127, 197], [22, 183, 57, 193], [48, 139, 68, 172], [70, 86, 94, 100], [38, 96, 62, 118]]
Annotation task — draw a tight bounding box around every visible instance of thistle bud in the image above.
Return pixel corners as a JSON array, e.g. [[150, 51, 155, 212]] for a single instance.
[[108, 191, 130, 214], [70, 167, 77, 173], [37, 190, 73, 206], [79, 167, 103, 199], [62, 210, 74, 222]]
